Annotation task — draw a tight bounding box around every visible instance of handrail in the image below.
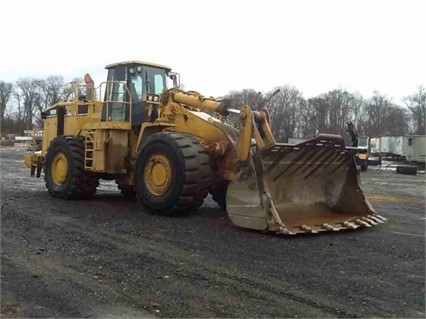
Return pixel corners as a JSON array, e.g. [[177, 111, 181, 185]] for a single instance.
[[98, 81, 133, 123], [70, 81, 133, 123]]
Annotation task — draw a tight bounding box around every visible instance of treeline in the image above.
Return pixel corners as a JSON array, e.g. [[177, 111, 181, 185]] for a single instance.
[[0, 76, 425, 142], [222, 85, 425, 142], [0, 76, 80, 134]]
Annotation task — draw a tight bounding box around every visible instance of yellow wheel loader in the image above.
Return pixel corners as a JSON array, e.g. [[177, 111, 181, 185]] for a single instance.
[[24, 60, 386, 235]]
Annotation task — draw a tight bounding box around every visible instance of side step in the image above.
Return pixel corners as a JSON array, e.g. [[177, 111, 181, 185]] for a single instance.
[[85, 135, 94, 170]]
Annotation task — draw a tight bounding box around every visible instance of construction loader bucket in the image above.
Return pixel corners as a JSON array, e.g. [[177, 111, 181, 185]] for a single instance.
[[226, 134, 386, 235]]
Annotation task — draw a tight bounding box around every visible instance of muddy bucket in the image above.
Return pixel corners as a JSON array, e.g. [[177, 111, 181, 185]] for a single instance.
[[226, 134, 386, 234]]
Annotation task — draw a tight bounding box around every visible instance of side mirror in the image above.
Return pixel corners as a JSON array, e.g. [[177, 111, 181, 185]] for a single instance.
[[169, 72, 180, 88]]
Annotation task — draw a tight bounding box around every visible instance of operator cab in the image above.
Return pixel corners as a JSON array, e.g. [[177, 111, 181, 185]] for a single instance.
[[102, 60, 179, 126], [357, 136, 369, 149]]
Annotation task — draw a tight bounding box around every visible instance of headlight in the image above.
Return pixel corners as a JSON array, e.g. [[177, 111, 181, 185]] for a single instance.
[[148, 95, 153, 101], [153, 95, 159, 102]]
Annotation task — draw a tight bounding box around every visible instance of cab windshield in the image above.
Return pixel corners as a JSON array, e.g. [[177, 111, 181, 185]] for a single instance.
[[129, 66, 167, 103]]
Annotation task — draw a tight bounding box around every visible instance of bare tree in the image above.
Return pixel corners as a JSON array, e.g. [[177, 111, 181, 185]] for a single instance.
[[224, 89, 263, 109], [221, 89, 264, 127], [297, 98, 317, 139], [383, 106, 409, 136], [363, 92, 394, 136], [61, 77, 85, 101], [15, 78, 42, 130], [323, 89, 354, 135], [404, 86, 426, 135], [0, 81, 14, 134], [349, 93, 365, 126], [33, 76, 69, 127], [267, 85, 303, 142], [36, 76, 66, 107], [305, 96, 329, 134], [13, 91, 24, 127], [2, 76, 86, 133]]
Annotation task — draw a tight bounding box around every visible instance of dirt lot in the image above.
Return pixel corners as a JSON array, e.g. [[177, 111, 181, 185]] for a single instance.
[[1, 146, 425, 318]]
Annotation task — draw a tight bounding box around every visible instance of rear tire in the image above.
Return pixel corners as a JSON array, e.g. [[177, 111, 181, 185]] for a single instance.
[[44, 136, 99, 199], [134, 132, 212, 215]]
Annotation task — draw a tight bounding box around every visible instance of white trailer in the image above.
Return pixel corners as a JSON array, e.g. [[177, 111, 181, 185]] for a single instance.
[[379, 136, 406, 159], [379, 136, 392, 157], [391, 136, 405, 159], [405, 135, 426, 163], [369, 137, 380, 155], [400, 136, 411, 159]]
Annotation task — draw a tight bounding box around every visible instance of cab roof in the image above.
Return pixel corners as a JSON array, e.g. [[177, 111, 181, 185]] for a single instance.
[[105, 60, 172, 71]]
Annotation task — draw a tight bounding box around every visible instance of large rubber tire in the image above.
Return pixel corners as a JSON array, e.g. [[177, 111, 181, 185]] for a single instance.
[[44, 136, 99, 199], [134, 132, 212, 215], [396, 166, 418, 175]]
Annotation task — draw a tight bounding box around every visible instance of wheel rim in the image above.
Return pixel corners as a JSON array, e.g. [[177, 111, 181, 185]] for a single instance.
[[51, 152, 68, 185], [144, 154, 172, 196]]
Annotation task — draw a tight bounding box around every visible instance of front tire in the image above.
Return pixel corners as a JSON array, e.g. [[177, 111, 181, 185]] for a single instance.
[[44, 136, 99, 199], [134, 132, 212, 215]]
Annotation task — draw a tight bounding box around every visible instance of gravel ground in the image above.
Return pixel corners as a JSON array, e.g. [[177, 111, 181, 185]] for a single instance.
[[1, 146, 425, 318]]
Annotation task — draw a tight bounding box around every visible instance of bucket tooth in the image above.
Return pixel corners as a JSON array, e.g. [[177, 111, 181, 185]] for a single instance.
[[368, 215, 384, 224], [278, 227, 296, 235], [355, 219, 372, 227], [343, 221, 359, 229], [362, 217, 378, 226], [300, 225, 318, 234], [322, 223, 340, 231], [375, 214, 387, 221]]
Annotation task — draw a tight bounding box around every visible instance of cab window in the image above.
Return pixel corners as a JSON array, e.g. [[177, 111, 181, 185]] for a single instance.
[[154, 74, 165, 94], [130, 74, 143, 103]]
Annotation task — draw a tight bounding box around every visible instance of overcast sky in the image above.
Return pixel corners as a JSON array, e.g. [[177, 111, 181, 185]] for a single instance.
[[1, 0, 425, 103]]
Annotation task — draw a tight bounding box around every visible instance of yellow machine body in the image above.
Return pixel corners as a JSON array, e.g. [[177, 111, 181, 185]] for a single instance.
[[25, 61, 386, 235]]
